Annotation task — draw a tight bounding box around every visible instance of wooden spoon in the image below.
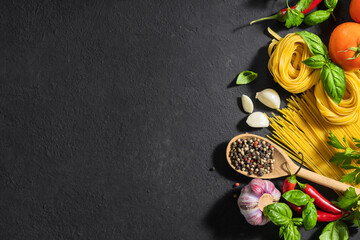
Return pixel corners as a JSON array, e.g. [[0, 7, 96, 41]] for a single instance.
[[226, 133, 360, 194]]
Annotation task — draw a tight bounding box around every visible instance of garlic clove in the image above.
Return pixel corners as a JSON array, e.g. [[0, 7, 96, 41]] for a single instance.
[[246, 112, 269, 128], [255, 88, 281, 109], [241, 95, 254, 113], [240, 207, 270, 226]]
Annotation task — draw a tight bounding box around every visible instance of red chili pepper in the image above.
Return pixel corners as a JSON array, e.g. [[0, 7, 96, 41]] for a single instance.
[[316, 210, 344, 222], [282, 176, 303, 215], [250, 0, 323, 25], [298, 182, 343, 215], [283, 177, 344, 221]]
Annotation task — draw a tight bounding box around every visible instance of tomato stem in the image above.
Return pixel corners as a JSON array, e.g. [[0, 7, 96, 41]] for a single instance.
[[340, 42, 360, 60]]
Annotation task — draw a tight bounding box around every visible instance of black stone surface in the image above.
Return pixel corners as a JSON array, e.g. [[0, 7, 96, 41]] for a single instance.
[[1, 0, 357, 239]]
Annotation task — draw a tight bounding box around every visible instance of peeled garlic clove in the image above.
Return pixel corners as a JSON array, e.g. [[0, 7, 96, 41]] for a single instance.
[[241, 95, 254, 113], [246, 112, 269, 128], [255, 88, 280, 109]]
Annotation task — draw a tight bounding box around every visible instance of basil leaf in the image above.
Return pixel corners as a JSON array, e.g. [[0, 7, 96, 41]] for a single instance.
[[302, 55, 327, 69], [320, 62, 346, 104], [279, 225, 285, 238], [284, 222, 301, 240], [296, 31, 328, 57], [292, 218, 303, 226], [304, 10, 331, 26], [302, 200, 317, 231], [282, 190, 311, 206], [264, 203, 292, 226], [325, 0, 338, 9], [236, 71, 258, 85], [319, 221, 349, 240]]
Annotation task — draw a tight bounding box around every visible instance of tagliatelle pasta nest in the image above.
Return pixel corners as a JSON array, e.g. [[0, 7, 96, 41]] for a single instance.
[[268, 30, 320, 94], [314, 71, 360, 125], [267, 28, 360, 126]]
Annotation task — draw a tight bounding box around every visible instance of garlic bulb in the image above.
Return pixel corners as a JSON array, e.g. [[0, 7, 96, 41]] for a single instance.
[[255, 88, 281, 109], [238, 179, 281, 226], [241, 95, 254, 113], [246, 112, 269, 128]]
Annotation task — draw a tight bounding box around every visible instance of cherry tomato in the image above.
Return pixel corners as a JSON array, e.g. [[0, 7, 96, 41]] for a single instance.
[[329, 22, 360, 71], [350, 0, 360, 23]]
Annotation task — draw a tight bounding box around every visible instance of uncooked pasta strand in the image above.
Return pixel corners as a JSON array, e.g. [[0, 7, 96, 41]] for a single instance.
[[267, 91, 360, 185]]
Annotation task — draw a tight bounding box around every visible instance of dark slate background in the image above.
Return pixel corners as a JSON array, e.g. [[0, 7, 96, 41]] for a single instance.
[[1, 0, 357, 239]]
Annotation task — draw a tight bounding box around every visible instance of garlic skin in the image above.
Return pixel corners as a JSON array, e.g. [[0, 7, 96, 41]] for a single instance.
[[238, 179, 281, 226], [246, 112, 269, 128], [255, 88, 281, 109], [241, 95, 254, 113]]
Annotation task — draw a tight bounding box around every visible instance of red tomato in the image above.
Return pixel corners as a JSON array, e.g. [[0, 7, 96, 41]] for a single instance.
[[350, 0, 360, 23], [329, 22, 360, 71]]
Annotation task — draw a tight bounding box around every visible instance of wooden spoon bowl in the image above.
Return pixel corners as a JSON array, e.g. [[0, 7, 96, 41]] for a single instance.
[[226, 133, 360, 194]]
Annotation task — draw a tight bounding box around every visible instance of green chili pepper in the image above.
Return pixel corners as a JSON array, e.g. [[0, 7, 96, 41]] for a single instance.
[[304, 10, 331, 26]]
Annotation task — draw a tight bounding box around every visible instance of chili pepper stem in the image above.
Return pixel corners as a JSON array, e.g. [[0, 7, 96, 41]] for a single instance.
[[250, 13, 282, 25], [297, 181, 306, 190]]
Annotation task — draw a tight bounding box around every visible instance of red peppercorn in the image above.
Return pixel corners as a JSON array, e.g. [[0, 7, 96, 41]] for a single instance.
[[234, 182, 240, 187]]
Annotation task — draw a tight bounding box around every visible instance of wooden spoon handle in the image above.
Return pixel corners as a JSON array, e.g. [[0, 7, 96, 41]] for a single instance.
[[297, 168, 360, 195]]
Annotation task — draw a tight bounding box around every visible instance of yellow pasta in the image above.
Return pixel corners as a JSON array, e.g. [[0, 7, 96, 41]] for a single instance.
[[268, 28, 360, 126], [268, 30, 320, 94], [267, 91, 360, 184], [314, 71, 360, 125]]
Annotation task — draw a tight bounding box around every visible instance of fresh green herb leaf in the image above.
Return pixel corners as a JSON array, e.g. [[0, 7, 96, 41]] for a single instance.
[[320, 62, 346, 104], [279, 225, 285, 238], [341, 164, 359, 170], [302, 200, 317, 231], [304, 10, 331, 26], [264, 203, 292, 226], [340, 169, 360, 185], [328, 131, 346, 149], [330, 153, 352, 166], [283, 222, 301, 240], [236, 71, 258, 85], [296, 31, 328, 56], [282, 190, 311, 206], [325, 0, 338, 9], [352, 208, 360, 228], [295, 0, 312, 12], [302, 55, 327, 68], [343, 136, 349, 147], [284, 8, 304, 28], [353, 137, 360, 149], [333, 187, 359, 210], [319, 221, 349, 240], [328, 132, 360, 185], [292, 218, 303, 226]]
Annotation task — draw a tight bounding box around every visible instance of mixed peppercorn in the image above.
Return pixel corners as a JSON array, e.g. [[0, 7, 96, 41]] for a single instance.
[[229, 137, 275, 176]]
